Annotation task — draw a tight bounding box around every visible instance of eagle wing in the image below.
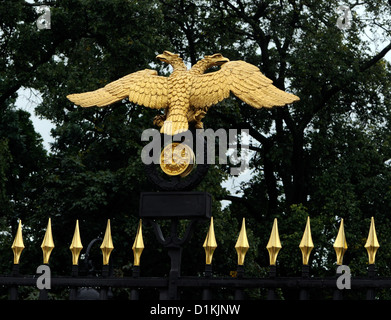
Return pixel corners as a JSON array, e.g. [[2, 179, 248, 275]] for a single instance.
[[190, 61, 299, 109], [67, 69, 168, 109]]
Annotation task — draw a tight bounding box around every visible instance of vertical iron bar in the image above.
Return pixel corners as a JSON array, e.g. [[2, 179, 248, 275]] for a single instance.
[[299, 264, 310, 300], [38, 288, 48, 300], [99, 264, 110, 300], [333, 289, 343, 300], [333, 267, 343, 300], [167, 246, 182, 300], [69, 265, 79, 300], [9, 264, 19, 300], [38, 263, 49, 300], [267, 265, 277, 300], [159, 289, 168, 300], [202, 264, 213, 300], [130, 265, 140, 300], [366, 264, 376, 300], [234, 264, 245, 300]]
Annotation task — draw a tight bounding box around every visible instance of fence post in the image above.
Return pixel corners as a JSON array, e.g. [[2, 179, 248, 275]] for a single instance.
[[233, 218, 249, 300], [167, 244, 182, 300], [202, 217, 216, 300], [99, 264, 110, 300], [9, 264, 20, 300], [234, 264, 245, 300], [130, 219, 144, 300], [299, 217, 313, 300], [299, 264, 310, 300], [333, 269, 343, 300], [366, 264, 376, 300], [266, 218, 281, 300], [69, 220, 83, 300], [39, 219, 54, 300], [365, 217, 379, 300], [38, 263, 49, 300], [99, 220, 114, 300], [69, 265, 79, 300], [10, 219, 24, 300], [130, 265, 140, 300], [267, 265, 277, 300], [333, 219, 348, 300], [202, 264, 213, 300]]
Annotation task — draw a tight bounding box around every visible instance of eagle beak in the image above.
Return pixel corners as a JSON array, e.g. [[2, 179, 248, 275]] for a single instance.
[[216, 57, 230, 65], [156, 54, 167, 62]]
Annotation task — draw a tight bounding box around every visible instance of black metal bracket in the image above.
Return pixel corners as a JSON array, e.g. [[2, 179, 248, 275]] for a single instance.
[[139, 191, 212, 300], [139, 192, 212, 219], [146, 218, 199, 247]]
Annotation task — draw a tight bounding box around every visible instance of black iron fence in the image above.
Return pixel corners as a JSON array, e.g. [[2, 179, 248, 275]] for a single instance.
[[0, 263, 387, 300], [0, 208, 389, 301]]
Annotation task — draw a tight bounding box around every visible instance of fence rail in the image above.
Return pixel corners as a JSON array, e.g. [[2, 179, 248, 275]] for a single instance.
[[0, 215, 388, 300]]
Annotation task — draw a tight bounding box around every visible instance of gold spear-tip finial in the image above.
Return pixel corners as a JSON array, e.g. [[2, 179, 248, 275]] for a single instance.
[[11, 220, 25, 264], [299, 216, 314, 265], [41, 218, 55, 264], [235, 218, 250, 266], [266, 218, 282, 266], [100, 219, 114, 265], [333, 218, 348, 265], [132, 219, 144, 266], [365, 217, 380, 265], [70, 220, 83, 265], [203, 217, 217, 265]]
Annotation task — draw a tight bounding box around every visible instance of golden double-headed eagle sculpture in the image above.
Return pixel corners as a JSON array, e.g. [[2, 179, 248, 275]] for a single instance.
[[67, 51, 299, 135]]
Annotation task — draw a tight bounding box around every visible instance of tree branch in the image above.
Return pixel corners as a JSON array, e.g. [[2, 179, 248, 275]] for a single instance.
[[299, 41, 391, 131], [238, 121, 271, 146], [360, 42, 391, 72], [0, 34, 65, 110], [216, 194, 245, 203]]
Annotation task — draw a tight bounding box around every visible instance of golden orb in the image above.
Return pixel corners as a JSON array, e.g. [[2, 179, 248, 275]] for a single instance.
[[160, 142, 195, 177]]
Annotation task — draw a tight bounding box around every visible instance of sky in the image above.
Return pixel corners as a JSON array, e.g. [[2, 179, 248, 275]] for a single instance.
[[16, 87, 53, 150]]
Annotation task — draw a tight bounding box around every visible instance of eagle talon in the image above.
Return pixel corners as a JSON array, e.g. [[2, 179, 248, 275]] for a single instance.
[[194, 121, 204, 129], [153, 114, 166, 127], [194, 109, 206, 121]]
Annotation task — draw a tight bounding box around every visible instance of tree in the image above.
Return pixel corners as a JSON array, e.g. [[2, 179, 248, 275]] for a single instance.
[[2, 0, 391, 300], [0, 106, 48, 282]]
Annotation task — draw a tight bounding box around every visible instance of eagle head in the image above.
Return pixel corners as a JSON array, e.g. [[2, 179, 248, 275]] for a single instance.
[[203, 53, 230, 66], [156, 51, 181, 64]]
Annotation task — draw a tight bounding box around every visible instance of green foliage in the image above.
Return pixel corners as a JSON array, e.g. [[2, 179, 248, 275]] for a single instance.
[[0, 139, 11, 213]]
